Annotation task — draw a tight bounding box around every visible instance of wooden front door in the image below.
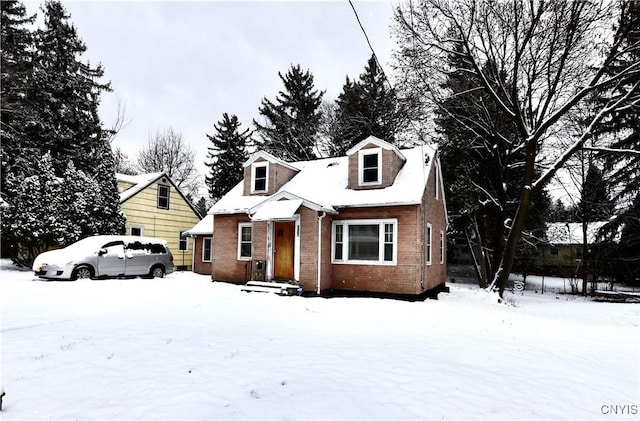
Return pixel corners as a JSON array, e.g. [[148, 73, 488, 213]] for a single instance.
[[273, 221, 295, 280]]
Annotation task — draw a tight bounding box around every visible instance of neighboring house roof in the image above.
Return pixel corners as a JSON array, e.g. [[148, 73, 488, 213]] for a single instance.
[[116, 172, 202, 218], [116, 172, 164, 203], [210, 143, 438, 216], [184, 214, 213, 236], [546, 222, 607, 245]]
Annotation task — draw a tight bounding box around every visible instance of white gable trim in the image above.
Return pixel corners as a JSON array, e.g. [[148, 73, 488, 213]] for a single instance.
[[243, 150, 299, 172], [248, 191, 337, 217], [346, 135, 406, 162]]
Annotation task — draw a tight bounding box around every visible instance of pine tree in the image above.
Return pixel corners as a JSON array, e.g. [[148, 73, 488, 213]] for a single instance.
[[0, 1, 125, 262], [254, 64, 324, 161], [576, 163, 614, 223], [205, 113, 250, 202], [195, 197, 208, 218], [89, 141, 126, 235], [1, 0, 36, 191], [330, 55, 404, 156], [0, 153, 67, 266], [27, 1, 112, 175]]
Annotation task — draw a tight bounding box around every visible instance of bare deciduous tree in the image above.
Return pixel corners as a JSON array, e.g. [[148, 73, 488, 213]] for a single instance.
[[394, 0, 639, 295], [137, 127, 201, 198]]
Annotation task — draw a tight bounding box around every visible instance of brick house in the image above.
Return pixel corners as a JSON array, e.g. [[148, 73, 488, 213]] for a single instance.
[[208, 136, 448, 297], [184, 214, 213, 275]]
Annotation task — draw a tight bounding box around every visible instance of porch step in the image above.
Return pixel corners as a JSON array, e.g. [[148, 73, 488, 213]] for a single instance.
[[241, 281, 302, 296]]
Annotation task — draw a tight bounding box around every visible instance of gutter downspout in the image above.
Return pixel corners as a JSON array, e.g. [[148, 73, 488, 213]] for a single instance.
[[317, 211, 326, 295], [191, 235, 196, 273]]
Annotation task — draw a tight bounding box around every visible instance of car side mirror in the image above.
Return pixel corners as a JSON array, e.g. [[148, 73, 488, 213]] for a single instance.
[[98, 249, 107, 256]]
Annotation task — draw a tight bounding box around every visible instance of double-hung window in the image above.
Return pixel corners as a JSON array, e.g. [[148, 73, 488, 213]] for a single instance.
[[252, 162, 268, 193], [439, 230, 444, 264], [332, 219, 397, 265], [202, 237, 212, 262], [358, 148, 382, 186], [178, 230, 188, 252], [238, 223, 252, 260], [158, 185, 170, 209]]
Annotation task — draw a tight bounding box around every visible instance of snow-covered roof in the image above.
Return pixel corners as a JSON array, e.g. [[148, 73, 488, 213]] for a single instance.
[[346, 135, 406, 162], [243, 150, 299, 172], [546, 222, 607, 245], [116, 172, 164, 203], [184, 214, 213, 236], [210, 144, 438, 216]]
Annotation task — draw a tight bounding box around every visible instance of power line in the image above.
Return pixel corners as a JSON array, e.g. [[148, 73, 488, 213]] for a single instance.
[[347, 0, 394, 92]]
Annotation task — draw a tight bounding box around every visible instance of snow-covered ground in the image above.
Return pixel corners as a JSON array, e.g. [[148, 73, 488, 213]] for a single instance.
[[1, 259, 638, 420]]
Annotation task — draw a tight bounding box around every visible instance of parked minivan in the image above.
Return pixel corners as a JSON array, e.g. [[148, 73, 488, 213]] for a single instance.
[[32, 235, 174, 280]]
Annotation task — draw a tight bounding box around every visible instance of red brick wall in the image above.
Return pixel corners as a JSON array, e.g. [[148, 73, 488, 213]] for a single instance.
[[242, 158, 298, 196], [347, 144, 405, 190], [331, 205, 423, 295], [296, 207, 334, 294], [421, 157, 448, 291], [211, 214, 251, 283], [192, 236, 212, 275]]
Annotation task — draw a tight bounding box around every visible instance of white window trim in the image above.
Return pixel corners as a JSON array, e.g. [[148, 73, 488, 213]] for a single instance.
[[426, 223, 432, 266], [202, 237, 212, 262], [238, 222, 252, 261], [251, 161, 269, 193], [331, 218, 397, 266], [178, 229, 189, 252], [439, 230, 445, 264], [358, 148, 382, 186], [158, 184, 170, 209], [130, 224, 144, 236]]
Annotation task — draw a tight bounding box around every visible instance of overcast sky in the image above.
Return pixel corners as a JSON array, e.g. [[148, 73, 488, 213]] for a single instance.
[[25, 0, 397, 186]]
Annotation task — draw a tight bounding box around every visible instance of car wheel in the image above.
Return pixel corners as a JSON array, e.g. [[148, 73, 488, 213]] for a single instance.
[[150, 265, 165, 278], [73, 265, 93, 280]]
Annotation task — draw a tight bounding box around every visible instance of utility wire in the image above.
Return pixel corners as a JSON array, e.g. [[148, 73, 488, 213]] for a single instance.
[[347, 0, 394, 92]]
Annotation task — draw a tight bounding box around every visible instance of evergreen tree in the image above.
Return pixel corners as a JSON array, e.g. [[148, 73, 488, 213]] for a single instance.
[[195, 197, 208, 218], [0, 1, 125, 262], [591, 2, 639, 238], [27, 1, 112, 175], [205, 113, 250, 202], [330, 55, 404, 156], [89, 141, 126, 235], [254, 64, 324, 161], [0, 153, 66, 266], [0, 0, 35, 191], [576, 163, 614, 223]]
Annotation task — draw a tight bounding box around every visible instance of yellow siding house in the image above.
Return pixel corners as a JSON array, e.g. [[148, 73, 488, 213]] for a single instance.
[[116, 172, 202, 271]]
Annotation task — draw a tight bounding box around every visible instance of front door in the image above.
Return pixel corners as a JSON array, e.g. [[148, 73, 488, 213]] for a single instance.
[[273, 221, 295, 280]]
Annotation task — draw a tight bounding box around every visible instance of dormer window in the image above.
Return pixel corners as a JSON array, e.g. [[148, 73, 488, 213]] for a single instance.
[[359, 148, 382, 186], [251, 162, 269, 193]]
